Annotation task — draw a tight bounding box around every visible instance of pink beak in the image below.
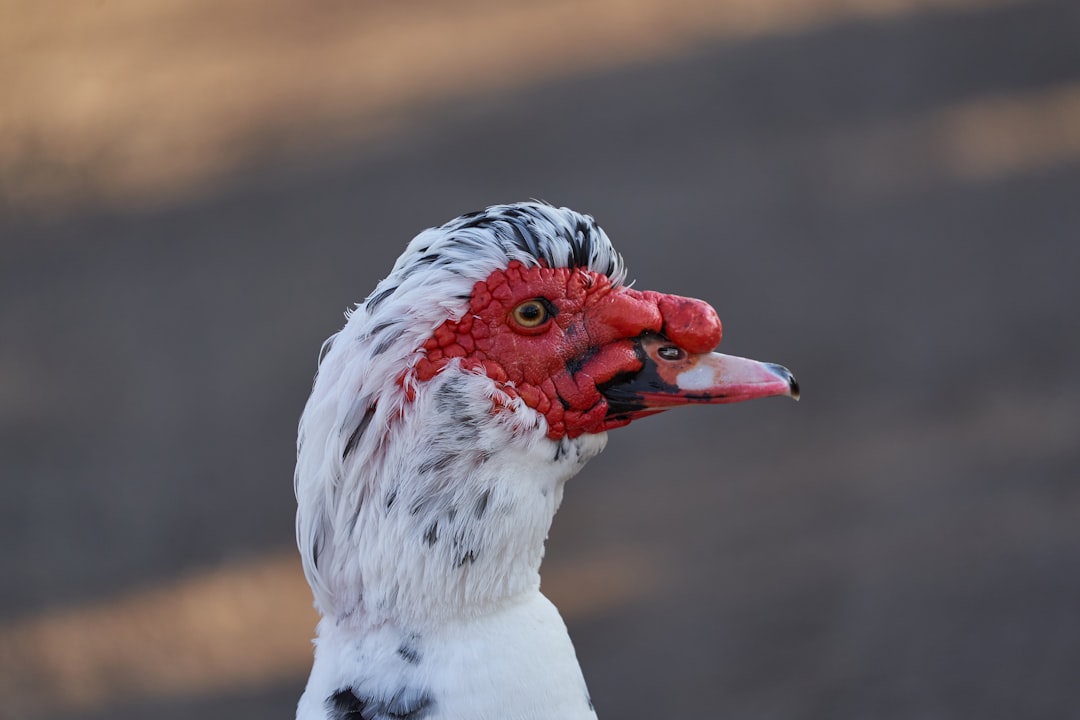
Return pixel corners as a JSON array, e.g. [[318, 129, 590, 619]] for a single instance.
[[600, 334, 799, 422]]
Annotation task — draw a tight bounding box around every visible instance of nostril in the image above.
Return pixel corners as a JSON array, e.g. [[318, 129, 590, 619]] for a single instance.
[[657, 345, 685, 361]]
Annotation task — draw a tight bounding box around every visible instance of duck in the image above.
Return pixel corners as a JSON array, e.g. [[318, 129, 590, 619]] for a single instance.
[[294, 201, 798, 720]]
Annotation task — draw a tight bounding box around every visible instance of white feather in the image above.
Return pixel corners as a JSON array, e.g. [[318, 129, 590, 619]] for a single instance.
[[295, 203, 622, 719]]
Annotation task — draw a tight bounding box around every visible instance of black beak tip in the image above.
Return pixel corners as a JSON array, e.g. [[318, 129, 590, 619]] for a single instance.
[[764, 362, 800, 401]]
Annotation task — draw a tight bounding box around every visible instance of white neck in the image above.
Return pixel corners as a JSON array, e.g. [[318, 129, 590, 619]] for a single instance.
[[296, 370, 606, 719], [298, 593, 597, 719], [307, 369, 607, 628]]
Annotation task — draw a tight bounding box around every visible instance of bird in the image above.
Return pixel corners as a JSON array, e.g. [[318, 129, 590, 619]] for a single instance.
[[293, 201, 798, 720]]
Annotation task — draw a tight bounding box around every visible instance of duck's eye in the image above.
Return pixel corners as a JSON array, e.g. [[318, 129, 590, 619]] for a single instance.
[[512, 299, 552, 329]]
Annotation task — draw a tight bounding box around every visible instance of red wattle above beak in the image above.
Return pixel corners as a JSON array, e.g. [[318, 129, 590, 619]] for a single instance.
[[599, 334, 799, 422]]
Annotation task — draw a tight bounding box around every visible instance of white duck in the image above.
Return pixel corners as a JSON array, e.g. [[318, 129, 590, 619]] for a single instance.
[[294, 202, 798, 720]]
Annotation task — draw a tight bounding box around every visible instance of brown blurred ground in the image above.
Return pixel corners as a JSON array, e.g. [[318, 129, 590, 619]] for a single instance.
[[3, 0, 1080, 718], [1, 0, 1029, 215]]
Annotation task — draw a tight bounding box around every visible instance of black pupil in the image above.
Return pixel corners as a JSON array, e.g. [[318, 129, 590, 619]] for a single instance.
[[520, 303, 543, 321]]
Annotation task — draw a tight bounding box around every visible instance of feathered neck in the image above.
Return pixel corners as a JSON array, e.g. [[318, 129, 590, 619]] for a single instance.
[[299, 365, 606, 628]]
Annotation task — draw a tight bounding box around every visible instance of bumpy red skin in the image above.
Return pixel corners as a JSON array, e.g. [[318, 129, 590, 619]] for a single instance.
[[414, 261, 722, 440]]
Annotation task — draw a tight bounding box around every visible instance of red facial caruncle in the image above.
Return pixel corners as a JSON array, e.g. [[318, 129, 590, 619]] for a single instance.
[[410, 260, 797, 440], [414, 261, 712, 438]]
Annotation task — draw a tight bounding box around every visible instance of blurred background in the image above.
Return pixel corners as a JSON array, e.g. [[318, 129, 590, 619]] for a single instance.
[[3, 0, 1079, 718]]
